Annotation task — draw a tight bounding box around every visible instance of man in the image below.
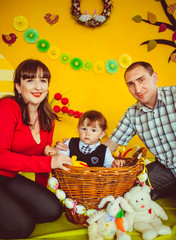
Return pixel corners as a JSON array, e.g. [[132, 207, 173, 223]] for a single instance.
[[56, 61, 176, 200], [104, 61, 176, 200]]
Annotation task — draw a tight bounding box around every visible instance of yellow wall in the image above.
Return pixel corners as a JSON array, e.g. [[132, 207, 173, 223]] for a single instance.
[[0, 0, 176, 157]]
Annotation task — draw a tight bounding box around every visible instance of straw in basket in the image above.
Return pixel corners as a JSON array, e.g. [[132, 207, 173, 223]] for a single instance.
[[53, 147, 146, 226]]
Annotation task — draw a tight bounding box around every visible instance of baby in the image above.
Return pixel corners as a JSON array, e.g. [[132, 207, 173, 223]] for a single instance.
[[45, 110, 114, 167]]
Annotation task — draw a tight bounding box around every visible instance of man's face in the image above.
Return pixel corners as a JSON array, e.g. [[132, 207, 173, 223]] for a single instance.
[[125, 66, 158, 109]]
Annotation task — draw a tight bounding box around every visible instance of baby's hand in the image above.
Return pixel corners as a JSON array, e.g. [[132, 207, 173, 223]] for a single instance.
[[45, 145, 58, 156], [112, 159, 125, 168]]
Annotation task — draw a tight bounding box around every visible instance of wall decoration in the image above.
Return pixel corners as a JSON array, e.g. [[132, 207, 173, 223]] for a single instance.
[[60, 53, 71, 64], [44, 13, 59, 26], [37, 39, 50, 52], [105, 59, 119, 74], [47, 46, 60, 59], [24, 28, 39, 44], [132, 0, 176, 63], [50, 92, 83, 118], [93, 61, 105, 73], [2, 33, 17, 46], [83, 60, 93, 71], [13, 16, 28, 32], [119, 54, 132, 68], [70, 0, 112, 28], [8, 14, 132, 74], [70, 57, 83, 70]]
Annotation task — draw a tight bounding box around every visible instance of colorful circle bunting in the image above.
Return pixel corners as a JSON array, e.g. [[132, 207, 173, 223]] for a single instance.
[[13, 16, 28, 32], [37, 39, 50, 52], [106, 59, 119, 74], [24, 28, 39, 44]]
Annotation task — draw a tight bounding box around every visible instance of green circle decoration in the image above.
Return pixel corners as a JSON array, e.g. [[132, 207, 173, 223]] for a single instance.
[[60, 53, 71, 64], [70, 57, 83, 70], [24, 28, 39, 44], [71, 0, 112, 28], [83, 60, 93, 71], [37, 39, 50, 52], [106, 59, 119, 74]]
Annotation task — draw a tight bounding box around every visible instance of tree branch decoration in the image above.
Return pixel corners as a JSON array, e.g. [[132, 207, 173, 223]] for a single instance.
[[132, 0, 176, 63], [71, 0, 113, 28]]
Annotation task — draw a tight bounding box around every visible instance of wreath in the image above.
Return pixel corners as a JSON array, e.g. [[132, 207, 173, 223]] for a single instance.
[[71, 0, 112, 28]]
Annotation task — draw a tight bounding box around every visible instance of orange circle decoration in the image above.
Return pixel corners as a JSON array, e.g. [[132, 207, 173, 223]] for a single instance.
[[71, 0, 112, 28]]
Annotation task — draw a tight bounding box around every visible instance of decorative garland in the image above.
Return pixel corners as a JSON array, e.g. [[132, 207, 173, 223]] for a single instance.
[[71, 0, 112, 28], [49, 177, 97, 216], [9, 15, 132, 74]]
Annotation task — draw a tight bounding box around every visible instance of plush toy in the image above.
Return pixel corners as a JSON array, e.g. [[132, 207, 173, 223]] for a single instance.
[[124, 185, 172, 240], [87, 195, 134, 240], [71, 155, 88, 167]]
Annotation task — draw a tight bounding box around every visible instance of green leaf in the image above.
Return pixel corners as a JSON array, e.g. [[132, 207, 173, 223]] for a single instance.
[[132, 15, 142, 23], [148, 40, 157, 51], [116, 209, 124, 218]]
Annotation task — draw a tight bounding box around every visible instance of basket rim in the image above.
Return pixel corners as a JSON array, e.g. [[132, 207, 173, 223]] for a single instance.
[[53, 158, 144, 174]]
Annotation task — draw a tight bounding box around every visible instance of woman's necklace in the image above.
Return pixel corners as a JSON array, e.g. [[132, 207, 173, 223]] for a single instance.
[[29, 113, 38, 131]]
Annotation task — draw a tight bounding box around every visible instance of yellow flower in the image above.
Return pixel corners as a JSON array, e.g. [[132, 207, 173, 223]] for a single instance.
[[93, 61, 105, 74], [13, 16, 28, 32], [119, 54, 132, 68]]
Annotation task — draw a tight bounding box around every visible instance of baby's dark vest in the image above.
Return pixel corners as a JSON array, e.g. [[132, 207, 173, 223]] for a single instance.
[[69, 138, 107, 167]]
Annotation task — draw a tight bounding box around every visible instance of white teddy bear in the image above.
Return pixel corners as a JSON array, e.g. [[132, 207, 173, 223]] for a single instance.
[[87, 195, 134, 240], [124, 185, 172, 240]]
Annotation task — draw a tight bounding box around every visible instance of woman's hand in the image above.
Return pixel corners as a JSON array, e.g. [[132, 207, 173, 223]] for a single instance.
[[45, 145, 58, 156], [51, 153, 72, 171], [54, 138, 69, 151]]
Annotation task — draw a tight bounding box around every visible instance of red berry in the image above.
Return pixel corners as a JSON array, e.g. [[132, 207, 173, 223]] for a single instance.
[[54, 93, 62, 101], [61, 106, 68, 113], [61, 97, 69, 105], [53, 105, 61, 113], [74, 111, 80, 118], [78, 112, 83, 118], [68, 109, 74, 116]]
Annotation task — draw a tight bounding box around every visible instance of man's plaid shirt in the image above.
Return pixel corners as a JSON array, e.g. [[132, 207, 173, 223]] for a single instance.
[[110, 86, 176, 176]]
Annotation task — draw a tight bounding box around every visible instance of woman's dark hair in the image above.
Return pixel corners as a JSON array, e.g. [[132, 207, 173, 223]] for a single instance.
[[124, 61, 154, 78], [7, 59, 59, 131], [78, 110, 107, 131]]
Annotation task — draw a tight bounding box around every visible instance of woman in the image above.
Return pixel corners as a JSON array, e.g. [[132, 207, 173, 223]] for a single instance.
[[0, 59, 72, 239]]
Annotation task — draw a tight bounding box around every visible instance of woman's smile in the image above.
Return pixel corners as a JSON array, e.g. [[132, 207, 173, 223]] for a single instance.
[[32, 92, 42, 98]]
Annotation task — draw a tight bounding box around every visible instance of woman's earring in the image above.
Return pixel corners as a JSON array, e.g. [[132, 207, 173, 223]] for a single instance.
[[18, 93, 22, 99]]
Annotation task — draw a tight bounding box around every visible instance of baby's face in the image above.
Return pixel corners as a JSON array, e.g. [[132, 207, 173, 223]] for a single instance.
[[78, 119, 105, 145]]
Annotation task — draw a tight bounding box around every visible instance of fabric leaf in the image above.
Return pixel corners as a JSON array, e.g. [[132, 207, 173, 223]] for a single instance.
[[116, 209, 124, 218], [148, 12, 157, 24], [148, 40, 157, 51], [132, 15, 142, 23]]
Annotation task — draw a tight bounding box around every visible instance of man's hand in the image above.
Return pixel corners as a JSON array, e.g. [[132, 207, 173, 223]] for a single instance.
[[103, 138, 119, 153]]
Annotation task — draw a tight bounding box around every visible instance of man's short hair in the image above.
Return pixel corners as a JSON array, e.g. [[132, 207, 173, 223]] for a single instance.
[[124, 61, 154, 78]]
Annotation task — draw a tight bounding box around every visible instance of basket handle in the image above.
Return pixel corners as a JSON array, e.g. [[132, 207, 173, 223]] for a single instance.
[[129, 147, 147, 164]]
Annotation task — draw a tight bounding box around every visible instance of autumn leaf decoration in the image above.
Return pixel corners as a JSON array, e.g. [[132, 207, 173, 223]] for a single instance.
[[132, 0, 176, 63]]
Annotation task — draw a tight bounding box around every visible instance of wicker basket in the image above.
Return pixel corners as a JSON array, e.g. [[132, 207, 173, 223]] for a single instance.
[[53, 147, 146, 226]]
